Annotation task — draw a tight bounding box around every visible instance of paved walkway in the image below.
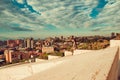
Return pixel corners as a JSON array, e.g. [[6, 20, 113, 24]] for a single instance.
[[23, 47, 118, 80]]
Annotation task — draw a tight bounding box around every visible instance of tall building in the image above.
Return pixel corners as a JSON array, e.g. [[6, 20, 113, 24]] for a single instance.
[[111, 32, 115, 38], [15, 39, 20, 45], [4, 50, 23, 63], [31, 38, 34, 49], [24, 38, 34, 48], [23, 39, 27, 48], [27, 38, 31, 48], [4, 50, 14, 63]]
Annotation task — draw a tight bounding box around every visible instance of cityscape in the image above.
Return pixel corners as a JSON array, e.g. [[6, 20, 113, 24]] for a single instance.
[[0, 0, 120, 80], [0, 32, 120, 66]]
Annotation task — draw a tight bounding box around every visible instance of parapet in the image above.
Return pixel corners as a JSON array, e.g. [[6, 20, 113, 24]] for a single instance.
[[0, 47, 119, 80]]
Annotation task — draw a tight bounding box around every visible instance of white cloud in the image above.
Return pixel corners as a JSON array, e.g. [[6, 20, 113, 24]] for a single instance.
[[26, 0, 98, 29], [17, 0, 24, 4], [86, 0, 120, 32], [1, 0, 120, 35]]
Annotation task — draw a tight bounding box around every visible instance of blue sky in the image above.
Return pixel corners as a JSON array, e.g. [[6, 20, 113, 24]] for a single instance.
[[0, 0, 120, 40]]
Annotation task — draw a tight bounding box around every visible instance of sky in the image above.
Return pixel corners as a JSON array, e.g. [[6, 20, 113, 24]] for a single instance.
[[0, 0, 120, 40]]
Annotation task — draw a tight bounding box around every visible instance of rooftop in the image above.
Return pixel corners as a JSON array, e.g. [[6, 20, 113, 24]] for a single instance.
[[0, 47, 118, 80]]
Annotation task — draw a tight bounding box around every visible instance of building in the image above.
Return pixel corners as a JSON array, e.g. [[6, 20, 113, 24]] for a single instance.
[[4, 50, 23, 63], [0, 53, 5, 65], [27, 38, 31, 48], [7, 39, 22, 48], [4, 50, 13, 63], [42, 46, 54, 53], [111, 32, 115, 38], [7, 40, 15, 47], [31, 39, 34, 48], [24, 38, 34, 48], [35, 41, 42, 50], [0, 50, 5, 61], [23, 39, 27, 48]]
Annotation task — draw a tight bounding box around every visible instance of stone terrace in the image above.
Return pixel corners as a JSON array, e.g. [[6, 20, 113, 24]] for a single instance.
[[0, 46, 119, 80]]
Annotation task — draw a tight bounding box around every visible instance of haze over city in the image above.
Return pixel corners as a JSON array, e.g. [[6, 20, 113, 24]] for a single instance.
[[0, 0, 120, 40]]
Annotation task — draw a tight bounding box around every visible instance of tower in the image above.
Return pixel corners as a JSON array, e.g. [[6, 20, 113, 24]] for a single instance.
[[23, 38, 27, 48], [27, 38, 31, 48], [25, 38, 34, 48], [30, 38, 34, 48]]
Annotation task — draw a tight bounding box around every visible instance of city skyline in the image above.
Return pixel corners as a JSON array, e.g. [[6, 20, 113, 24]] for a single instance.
[[0, 0, 120, 40]]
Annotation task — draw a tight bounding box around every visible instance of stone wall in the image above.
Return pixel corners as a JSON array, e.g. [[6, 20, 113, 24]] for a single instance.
[[0, 60, 64, 80], [73, 50, 94, 55], [42, 47, 54, 53], [110, 40, 120, 79], [106, 48, 119, 80], [110, 40, 120, 47], [23, 47, 119, 80], [48, 55, 61, 60], [64, 51, 73, 56]]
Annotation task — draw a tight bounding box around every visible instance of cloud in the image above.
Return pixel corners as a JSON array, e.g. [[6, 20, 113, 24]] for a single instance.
[[91, 27, 103, 31], [91, 0, 120, 28], [16, 0, 24, 4], [1, 0, 98, 30], [12, 0, 40, 14], [91, 26, 120, 32], [26, 0, 98, 28], [0, 0, 120, 39], [10, 26, 33, 31]]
